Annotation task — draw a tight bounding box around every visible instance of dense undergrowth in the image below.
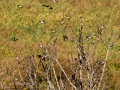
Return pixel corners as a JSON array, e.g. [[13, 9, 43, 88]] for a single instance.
[[0, 0, 120, 90]]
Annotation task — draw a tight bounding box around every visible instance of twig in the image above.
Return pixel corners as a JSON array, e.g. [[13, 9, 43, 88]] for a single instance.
[[97, 26, 118, 90]]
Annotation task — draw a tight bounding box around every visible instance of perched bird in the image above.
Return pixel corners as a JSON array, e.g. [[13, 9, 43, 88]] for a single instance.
[[96, 37, 100, 41], [53, 0, 58, 3], [40, 20, 45, 24], [63, 35, 68, 41], [86, 36, 92, 41], [17, 5, 23, 8], [51, 29, 55, 33], [72, 74, 75, 80], [12, 37, 18, 41], [101, 26, 105, 29], [97, 26, 103, 35], [86, 36, 91, 39], [3, 80, 8, 85], [66, 15, 70, 20], [36, 55, 42, 58], [39, 42, 45, 48], [80, 16, 84, 22], [105, 15, 109, 18], [15, 56, 19, 60], [48, 6, 53, 9], [60, 21, 65, 25], [46, 42, 52, 46], [15, 77, 19, 81], [77, 47, 80, 52], [42, 5, 53, 9], [92, 31, 96, 36]]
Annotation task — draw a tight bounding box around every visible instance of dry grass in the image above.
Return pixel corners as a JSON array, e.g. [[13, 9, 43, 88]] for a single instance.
[[0, 0, 120, 89]]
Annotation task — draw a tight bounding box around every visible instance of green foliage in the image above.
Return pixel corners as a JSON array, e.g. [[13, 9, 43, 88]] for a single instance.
[[108, 62, 120, 71]]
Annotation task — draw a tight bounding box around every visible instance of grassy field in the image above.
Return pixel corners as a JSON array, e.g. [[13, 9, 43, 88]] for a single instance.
[[0, 0, 120, 89]]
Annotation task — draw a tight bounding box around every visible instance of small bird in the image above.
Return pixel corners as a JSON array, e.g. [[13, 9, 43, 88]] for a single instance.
[[17, 5, 23, 8], [36, 55, 42, 58], [15, 56, 19, 60], [101, 26, 104, 29], [77, 47, 80, 52], [15, 77, 19, 81], [39, 42, 45, 48], [12, 37, 18, 41], [92, 31, 95, 36], [86, 36, 91, 39], [96, 37, 100, 41], [52, 30, 55, 33], [101, 26, 106, 30], [3, 80, 8, 85], [53, 0, 58, 3], [42, 5, 53, 9], [46, 42, 52, 46], [60, 21, 65, 25], [105, 16, 109, 18], [51, 29, 55, 33], [66, 15, 70, 20], [40, 20, 45, 24], [80, 16, 84, 22], [86, 36, 92, 41], [72, 74, 75, 80], [48, 7, 53, 9], [63, 35, 68, 41]]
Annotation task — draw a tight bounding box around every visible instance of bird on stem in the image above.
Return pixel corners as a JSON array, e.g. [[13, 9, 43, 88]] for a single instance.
[[12, 37, 18, 41], [63, 35, 68, 41], [17, 5, 23, 8], [53, 0, 58, 3], [40, 20, 45, 24]]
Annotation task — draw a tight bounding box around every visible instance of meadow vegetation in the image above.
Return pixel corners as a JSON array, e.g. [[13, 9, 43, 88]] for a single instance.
[[0, 0, 120, 89]]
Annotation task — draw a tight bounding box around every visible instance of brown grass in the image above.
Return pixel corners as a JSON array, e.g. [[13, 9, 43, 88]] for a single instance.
[[0, 0, 120, 89]]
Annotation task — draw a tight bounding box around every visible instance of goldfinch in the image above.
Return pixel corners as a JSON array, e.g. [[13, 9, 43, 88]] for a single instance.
[[105, 15, 109, 18], [17, 5, 23, 8], [86, 36, 91, 39], [39, 42, 45, 48], [3, 80, 7, 85], [63, 35, 68, 41], [51, 29, 55, 33], [12, 37, 18, 41]]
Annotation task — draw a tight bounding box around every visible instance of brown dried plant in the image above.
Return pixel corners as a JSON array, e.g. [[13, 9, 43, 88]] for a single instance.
[[0, 15, 119, 90]]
